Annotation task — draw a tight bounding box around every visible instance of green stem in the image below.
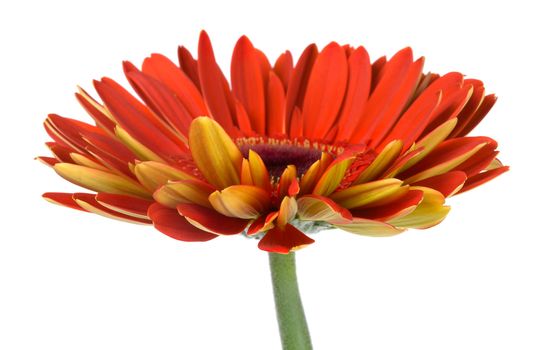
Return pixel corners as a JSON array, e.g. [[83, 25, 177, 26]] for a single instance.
[[269, 252, 313, 350]]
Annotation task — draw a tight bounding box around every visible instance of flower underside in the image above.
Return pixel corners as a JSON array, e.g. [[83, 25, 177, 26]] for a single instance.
[[40, 30, 508, 254]]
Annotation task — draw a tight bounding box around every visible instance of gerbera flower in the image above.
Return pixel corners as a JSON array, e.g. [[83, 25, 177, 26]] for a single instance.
[[39, 31, 508, 254]]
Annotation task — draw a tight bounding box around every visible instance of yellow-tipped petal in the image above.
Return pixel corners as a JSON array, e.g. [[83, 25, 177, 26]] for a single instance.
[[54, 163, 150, 199], [398, 118, 458, 173], [248, 150, 272, 192], [334, 218, 404, 237], [389, 186, 451, 229], [330, 178, 405, 209], [297, 195, 352, 222], [153, 179, 215, 208], [403, 142, 487, 184], [209, 185, 271, 219], [276, 196, 298, 229], [299, 159, 320, 195], [74, 196, 150, 225], [115, 126, 164, 162], [313, 156, 354, 196], [70, 153, 109, 172], [134, 161, 197, 192], [189, 117, 242, 189], [278, 165, 298, 198], [354, 140, 403, 184]]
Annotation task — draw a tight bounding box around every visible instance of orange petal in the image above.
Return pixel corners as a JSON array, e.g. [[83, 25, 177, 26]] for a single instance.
[[276, 196, 298, 229], [209, 185, 271, 219], [247, 211, 279, 235], [351, 189, 423, 221], [43, 192, 85, 211], [188, 117, 242, 189], [177, 203, 249, 235], [354, 140, 403, 184], [266, 72, 286, 136], [278, 165, 298, 199], [312, 154, 354, 196], [248, 150, 272, 192], [273, 50, 293, 91], [148, 203, 217, 242], [258, 224, 315, 254], [459, 165, 509, 194], [297, 195, 352, 222]]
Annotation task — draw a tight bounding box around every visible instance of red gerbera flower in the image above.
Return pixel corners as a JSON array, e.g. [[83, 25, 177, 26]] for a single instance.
[[39, 31, 508, 254]]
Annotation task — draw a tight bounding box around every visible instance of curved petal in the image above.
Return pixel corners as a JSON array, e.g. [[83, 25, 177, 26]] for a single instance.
[[177, 203, 249, 235], [258, 224, 315, 254], [73, 193, 151, 224], [153, 179, 215, 208], [297, 195, 352, 222], [96, 193, 153, 219], [209, 185, 271, 219], [134, 161, 197, 192], [330, 178, 404, 209], [148, 203, 217, 242], [389, 186, 450, 229], [189, 117, 242, 189], [334, 218, 404, 237]]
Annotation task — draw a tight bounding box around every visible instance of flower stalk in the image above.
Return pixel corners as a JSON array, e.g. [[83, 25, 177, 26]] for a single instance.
[[269, 252, 313, 350]]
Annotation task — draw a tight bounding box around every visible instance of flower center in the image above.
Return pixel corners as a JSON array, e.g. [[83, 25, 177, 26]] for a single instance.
[[236, 137, 343, 178]]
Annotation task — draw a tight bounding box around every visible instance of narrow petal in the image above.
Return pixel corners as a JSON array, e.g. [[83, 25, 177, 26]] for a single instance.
[[96, 193, 153, 219], [354, 140, 403, 184], [273, 51, 293, 90], [43, 192, 85, 211], [148, 203, 217, 242], [209, 185, 271, 219], [178, 46, 201, 90], [115, 126, 164, 162], [258, 224, 315, 254], [458, 165, 509, 194], [177, 203, 249, 235], [297, 195, 352, 222], [312, 154, 354, 196], [248, 150, 272, 192], [266, 72, 286, 136], [278, 165, 298, 199], [188, 117, 243, 189], [276, 196, 298, 229], [54, 163, 150, 199], [248, 211, 279, 235], [334, 218, 404, 237], [73, 193, 152, 224]]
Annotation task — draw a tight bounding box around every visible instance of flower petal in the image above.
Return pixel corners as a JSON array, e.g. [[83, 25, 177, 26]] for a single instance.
[[389, 187, 450, 229], [248, 150, 272, 192], [153, 179, 215, 208], [411, 171, 467, 197], [96, 193, 153, 219], [209, 185, 271, 219], [54, 163, 150, 199], [189, 117, 243, 189], [313, 154, 354, 196], [330, 178, 404, 209], [258, 224, 315, 254], [334, 218, 404, 237], [73, 193, 151, 224], [351, 189, 423, 221], [247, 211, 279, 235], [297, 195, 352, 222], [43, 192, 86, 211], [354, 140, 403, 184], [147, 203, 217, 242], [134, 161, 197, 192], [459, 165, 509, 194], [276, 196, 298, 229], [177, 203, 249, 235]]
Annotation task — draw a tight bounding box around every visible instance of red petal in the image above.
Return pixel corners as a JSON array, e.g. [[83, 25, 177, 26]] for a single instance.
[[351, 48, 414, 144], [273, 51, 293, 91], [351, 190, 423, 221], [458, 166, 509, 194], [148, 203, 217, 242], [411, 171, 467, 197], [370, 56, 387, 92], [285, 44, 318, 131], [453, 142, 498, 176], [258, 224, 315, 254], [453, 94, 497, 137], [289, 107, 303, 139], [177, 203, 249, 235], [96, 193, 153, 217], [178, 46, 202, 90], [302, 42, 348, 139], [43, 192, 85, 211], [266, 72, 286, 136], [231, 36, 266, 134], [75, 89, 116, 135], [141, 54, 208, 118], [449, 79, 485, 137], [335, 47, 371, 142], [197, 31, 236, 130]]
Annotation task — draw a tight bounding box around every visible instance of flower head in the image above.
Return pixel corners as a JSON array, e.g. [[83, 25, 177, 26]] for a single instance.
[[39, 31, 508, 253]]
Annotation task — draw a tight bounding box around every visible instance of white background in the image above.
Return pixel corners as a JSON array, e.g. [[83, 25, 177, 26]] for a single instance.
[[1, 0, 537, 349]]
